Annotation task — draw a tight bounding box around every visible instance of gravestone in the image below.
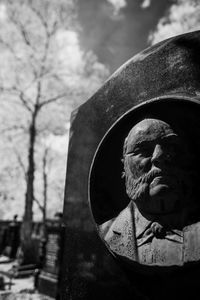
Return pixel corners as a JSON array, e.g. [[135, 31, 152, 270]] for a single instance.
[[2, 219, 20, 259], [61, 31, 200, 300], [30, 222, 45, 267], [0, 221, 10, 255], [37, 220, 63, 299]]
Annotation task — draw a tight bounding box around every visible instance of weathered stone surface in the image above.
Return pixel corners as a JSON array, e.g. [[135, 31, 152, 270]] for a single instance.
[[97, 116, 200, 268], [61, 31, 200, 300], [184, 223, 200, 263]]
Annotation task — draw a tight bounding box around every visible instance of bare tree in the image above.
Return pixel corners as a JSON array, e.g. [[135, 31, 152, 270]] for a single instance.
[[0, 0, 108, 262]]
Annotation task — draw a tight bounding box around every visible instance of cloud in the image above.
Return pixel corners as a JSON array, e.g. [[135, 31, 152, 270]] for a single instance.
[[107, 0, 127, 15], [0, 4, 7, 21], [44, 132, 69, 155], [141, 0, 151, 9], [56, 30, 84, 73], [150, 0, 200, 45], [55, 29, 108, 86]]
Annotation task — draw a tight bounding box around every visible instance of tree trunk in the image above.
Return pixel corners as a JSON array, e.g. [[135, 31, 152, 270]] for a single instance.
[[43, 149, 48, 225], [21, 110, 37, 264]]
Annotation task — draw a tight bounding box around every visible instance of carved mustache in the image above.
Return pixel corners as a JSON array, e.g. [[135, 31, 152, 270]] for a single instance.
[[125, 168, 181, 203], [127, 168, 197, 206], [131, 168, 178, 189]]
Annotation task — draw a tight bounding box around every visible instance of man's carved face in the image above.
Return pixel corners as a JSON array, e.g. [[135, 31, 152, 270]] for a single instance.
[[123, 119, 194, 216]]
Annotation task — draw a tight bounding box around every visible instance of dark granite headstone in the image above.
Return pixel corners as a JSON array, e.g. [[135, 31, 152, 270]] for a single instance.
[[2, 221, 20, 259], [37, 220, 63, 299], [0, 221, 10, 255], [30, 222, 45, 267], [61, 31, 200, 300], [45, 230, 60, 274]]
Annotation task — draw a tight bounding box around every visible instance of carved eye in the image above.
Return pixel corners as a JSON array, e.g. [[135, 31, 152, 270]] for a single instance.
[[130, 146, 151, 158]]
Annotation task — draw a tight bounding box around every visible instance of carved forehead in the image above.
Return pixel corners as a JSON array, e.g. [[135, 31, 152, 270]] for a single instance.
[[126, 118, 176, 148]]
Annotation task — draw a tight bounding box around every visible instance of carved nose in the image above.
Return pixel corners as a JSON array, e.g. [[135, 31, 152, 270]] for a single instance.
[[151, 144, 166, 166]]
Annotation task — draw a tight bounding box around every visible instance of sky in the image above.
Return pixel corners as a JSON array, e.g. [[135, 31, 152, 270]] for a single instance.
[[77, 0, 174, 73]]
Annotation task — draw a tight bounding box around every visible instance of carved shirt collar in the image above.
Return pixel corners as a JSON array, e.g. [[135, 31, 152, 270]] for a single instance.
[[134, 204, 183, 247]]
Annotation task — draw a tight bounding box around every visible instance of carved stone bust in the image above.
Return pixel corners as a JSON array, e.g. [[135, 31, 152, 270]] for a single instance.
[[98, 117, 200, 268]]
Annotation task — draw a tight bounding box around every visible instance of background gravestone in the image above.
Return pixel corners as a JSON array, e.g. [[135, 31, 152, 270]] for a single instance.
[[61, 31, 200, 300], [2, 219, 20, 260], [0, 221, 12, 259], [37, 219, 63, 299]]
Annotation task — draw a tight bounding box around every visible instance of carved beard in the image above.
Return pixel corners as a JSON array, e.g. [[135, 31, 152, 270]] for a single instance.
[[124, 157, 152, 205], [123, 156, 198, 217]]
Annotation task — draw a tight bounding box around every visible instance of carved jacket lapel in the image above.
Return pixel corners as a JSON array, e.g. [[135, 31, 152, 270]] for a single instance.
[[99, 202, 137, 261]]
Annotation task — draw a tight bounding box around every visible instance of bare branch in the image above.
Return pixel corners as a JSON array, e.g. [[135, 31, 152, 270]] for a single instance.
[[29, 3, 53, 71], [19, 24, 31, 47], [0, 24, 38, 78], [9, 14, 34, 50], [29, 4, 49, 35], [0, 124, 27, 135], [39, 93, 66, 108], [3, 134, 28, 182], [0, 37, 24, 64], [0, 86, 19, 96], [0, 85, 33, 113], [40, 36, 51, 77], [14, 149, 27, 183], [29, 3, 59, 36], [28, 4, 58, 77], [19, 91, 33, 113], [35, 81, 41, 106], [51, 19, 58, 36], [8, 13, 46, 78], [33, 196, 44, 213]]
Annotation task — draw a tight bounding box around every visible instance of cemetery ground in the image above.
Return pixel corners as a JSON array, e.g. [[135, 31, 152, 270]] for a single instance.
[[0, 256, 53, 300]]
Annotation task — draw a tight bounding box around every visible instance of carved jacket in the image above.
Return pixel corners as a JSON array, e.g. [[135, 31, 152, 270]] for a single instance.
[[99, 202, 200, 267]]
